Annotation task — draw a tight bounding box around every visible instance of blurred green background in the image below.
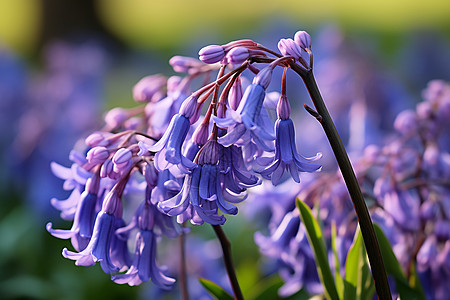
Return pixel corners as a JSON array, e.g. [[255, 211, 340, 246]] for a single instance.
[[0, 0, 449, 299]]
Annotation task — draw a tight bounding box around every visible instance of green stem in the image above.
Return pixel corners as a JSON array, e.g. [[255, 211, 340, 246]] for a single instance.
[[179, 228, 189, 300], [212, 225, 244, 300], [291, 66, 392, 300]]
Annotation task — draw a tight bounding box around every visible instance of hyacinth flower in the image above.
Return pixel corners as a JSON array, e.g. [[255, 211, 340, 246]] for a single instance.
[[112, 187, 179, 288], [158, 137, 241, 225], [138, 94, 201, 174], [218, 143, 261, 198], [255, 69, 321, 185], [215, 65, 277, 151], [61, 177, 130, 274]]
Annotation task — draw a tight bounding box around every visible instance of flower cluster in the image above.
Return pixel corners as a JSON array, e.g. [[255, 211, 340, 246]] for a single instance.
[[48, 31, 322, 290]]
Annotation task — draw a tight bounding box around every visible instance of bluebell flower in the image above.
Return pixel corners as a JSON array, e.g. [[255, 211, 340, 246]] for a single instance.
[[138, 114, 196, 174], [113, 230, 175, 288], [112, 200, 178, 289], [138, 114, 195, 173], [151, 169, 183, 204], [62, 211, 121, 274], [219, 144, 260, 198], [158, 140, 241, 225], [255, 118, 321, 186], [47, 164, 100, 251], [215, 82, 275, 151]]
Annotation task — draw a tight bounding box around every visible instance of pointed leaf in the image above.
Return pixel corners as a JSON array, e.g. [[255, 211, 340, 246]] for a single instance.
[[296, 198, 339, 300], [199, 278, 234, 300], [331, 223, 344, 299], [343, 227, 375, 300], [373, 223, 425, 300]]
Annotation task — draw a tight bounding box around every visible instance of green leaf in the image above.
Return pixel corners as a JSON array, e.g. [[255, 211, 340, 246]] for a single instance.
[[343, 227, 375, 300], [296, 198, 339, 300], [331, 223, 344, 299], [373, 223, 426, 300], [199, 278, 234, 300]]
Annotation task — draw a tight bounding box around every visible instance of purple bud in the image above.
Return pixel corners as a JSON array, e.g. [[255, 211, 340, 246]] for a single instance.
[[277, 94, 291, 120], [192, 122, 209, 146], [422, 80, 447, 103], [167, 76, 182, 93], [416, 101, 432, 119], [85, 132, 111, 147], [253, 66, 273, 89], [229, 75, 243, 111], [86, 146, 109, 164], [198, 45, 225, 64], [196, 140, 219, 165], [169, 56, 204, 73], [143, 162, 158, 187], [105, 108, 128, 130], [394, 109, 417, 135], [363, 144, 381, 163], [179, 94, 200, 122], [132, 75, 167, 103], [277, 38, 302, 60], [100, 158, 119, 179], [294, 31, 311, 49], [124, 117, 141, 130], [112, 148, 132, 172], [226, 47, 250, 65]]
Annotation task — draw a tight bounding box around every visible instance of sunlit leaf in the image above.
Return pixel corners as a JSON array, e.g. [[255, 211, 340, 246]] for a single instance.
[[373, 223, 425, 300], [296, 198, 339, 300], [199, 278, 234, 300], [331, 223, 344, 299]]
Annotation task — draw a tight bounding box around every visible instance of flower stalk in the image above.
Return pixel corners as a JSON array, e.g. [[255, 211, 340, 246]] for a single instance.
[[212, 225, 244, 300], [290, 65, 392, 300]]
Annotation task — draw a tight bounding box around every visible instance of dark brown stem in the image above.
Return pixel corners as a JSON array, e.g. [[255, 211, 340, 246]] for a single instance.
[[290, 65, 392, 300], [212, 225, 244, 300]]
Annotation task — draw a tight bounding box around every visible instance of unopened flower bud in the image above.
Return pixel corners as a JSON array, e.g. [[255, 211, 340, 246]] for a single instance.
[[169, 56, 204, 73], [198, 45, 225, 64], [143, 161, 158, 187], [226, 47, 250, 65], [86, 146, 109, 164], [105, 107, 128, 129], [416, 101, 432, 119], [197, 140, 219, 165], [85, 132, 111, 147], [179, 94, 200, 121], [132, 75, 166, 103], [112, 148, 132, 172], [167, 76, 182, 93], [294, 31, 311, 49], [124, 117, 141, 130], [192, 122, 209, 146], [277, 94, 291, 120], [229, 75, 243, 111], [394, 109, 417, 135], [253, 66, 273, 89], [278, 38, 302, 60]]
